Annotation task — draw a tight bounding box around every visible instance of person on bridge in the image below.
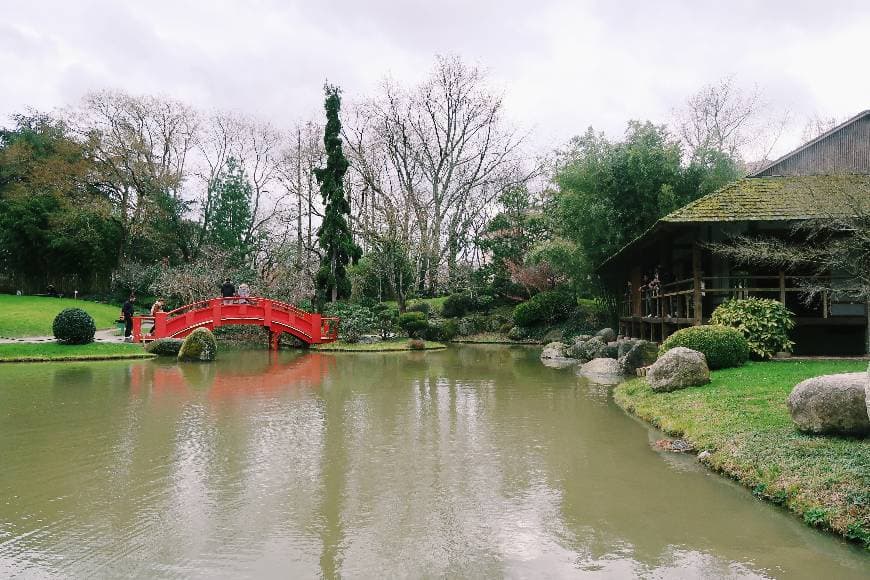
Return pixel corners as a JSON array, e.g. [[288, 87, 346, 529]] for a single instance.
[[149, 298, 165, 333], [238, 283, 251, 304], [220, 279, 236, 302], [122, 295, 136, 341]]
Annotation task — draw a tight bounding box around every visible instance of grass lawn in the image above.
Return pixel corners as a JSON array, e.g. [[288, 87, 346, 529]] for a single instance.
[[0, 342, 155, 362], [614, 360, 870, 549], [0, 294, 122, 337], [313, 338, 446, 352]]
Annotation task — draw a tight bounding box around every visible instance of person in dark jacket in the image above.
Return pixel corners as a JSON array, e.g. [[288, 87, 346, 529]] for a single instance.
[[220, 279, 236, 301], [122, 295, 136, 341]]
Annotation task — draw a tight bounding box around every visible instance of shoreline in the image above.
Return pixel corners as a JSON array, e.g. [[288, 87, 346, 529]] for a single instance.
[[613, 361, 870, 550]]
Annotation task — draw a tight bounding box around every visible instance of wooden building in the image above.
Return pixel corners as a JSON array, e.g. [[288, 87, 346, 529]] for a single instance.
[[599, 110, 870, 355]]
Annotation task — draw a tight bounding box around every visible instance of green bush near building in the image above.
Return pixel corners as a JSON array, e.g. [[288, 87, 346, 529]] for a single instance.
[[659, 325, 750, 369]]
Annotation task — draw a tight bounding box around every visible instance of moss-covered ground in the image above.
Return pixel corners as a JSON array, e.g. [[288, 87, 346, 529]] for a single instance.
[[0, 295, 122, 337], [0, 342, 154, 362], [614, 360, 870, 549]]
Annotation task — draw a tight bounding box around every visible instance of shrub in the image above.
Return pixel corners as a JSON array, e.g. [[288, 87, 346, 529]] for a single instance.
[[442, 292, 476, 318], [710, 298, 795, 359], [323, 302, 376, 343], [498, 321, 514, 334], [145, 338, 183, 356], [457, 315, 486, 336], [406, 301, 432, 316], [507, 326, 528, 341], [178, 327, 218, 361], [372, 304, 399, 339], [398, 311, 429, 338], [659, 325, 750, 369], [408, 339, 426, 350], [52, 308, 96, 344], [424, 319, 457, 341], [513, 289, 575, 327]]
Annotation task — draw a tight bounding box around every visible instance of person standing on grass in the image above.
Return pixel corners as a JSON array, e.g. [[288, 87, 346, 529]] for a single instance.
[[122, 295, 136, 341]]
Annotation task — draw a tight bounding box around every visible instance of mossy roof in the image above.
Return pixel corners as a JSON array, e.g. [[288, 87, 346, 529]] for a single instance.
[[663, 174, 870, 223], [599, 174, 870, 271]]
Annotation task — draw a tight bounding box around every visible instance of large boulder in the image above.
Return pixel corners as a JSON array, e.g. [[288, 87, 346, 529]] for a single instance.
[[572, 336, 606, 361], [178, 328, 218, 362], [579, 357, 622, 375], [787, 372, 870, 436], [646, 347, 710, 392], [145, 338, 183, 356], [540, 341, 569, 359], [617, 339, 638, 358], [618, 340, 659, 375], [595, 328, 617, 343]]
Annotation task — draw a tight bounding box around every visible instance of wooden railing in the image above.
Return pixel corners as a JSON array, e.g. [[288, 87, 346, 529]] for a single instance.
[[622, 275, 864, 321]]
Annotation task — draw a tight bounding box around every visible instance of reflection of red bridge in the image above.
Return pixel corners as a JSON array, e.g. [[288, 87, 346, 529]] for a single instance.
[[133, 297, 339, 350], [129, 351, 335, 399]]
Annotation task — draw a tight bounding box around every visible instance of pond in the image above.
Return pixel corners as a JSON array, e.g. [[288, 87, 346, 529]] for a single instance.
[[0, 346, 868, 578]]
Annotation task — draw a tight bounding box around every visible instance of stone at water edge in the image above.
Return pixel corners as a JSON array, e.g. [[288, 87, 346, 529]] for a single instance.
[[540, 341, 569, 359], [177, 328, 218, 362], [787, 372, 870, 436], [646, 347, 710, 392], [618, 340, 659, 375], [571, 335, 606, 361], [579, 357, 622, 375]]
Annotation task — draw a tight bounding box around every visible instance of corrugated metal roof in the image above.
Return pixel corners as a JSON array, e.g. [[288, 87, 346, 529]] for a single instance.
[[749, 109, 870, 177]]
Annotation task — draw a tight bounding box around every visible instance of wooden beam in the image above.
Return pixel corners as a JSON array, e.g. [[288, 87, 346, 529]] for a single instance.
[[778, 271, 786, 304]]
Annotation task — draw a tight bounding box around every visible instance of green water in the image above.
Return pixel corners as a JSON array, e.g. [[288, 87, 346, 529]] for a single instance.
[[0, 346, 867, 578]]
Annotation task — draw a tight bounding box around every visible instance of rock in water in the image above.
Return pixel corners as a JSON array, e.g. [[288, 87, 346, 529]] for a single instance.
[[178, 328, 218, 362], [579, 357, 622, 375], [646, 347, 710, 392], [595, 327, 617, 343], [618, 340, 659, 375], [540, 341, 569, 359], [787, 372, 870, 435]]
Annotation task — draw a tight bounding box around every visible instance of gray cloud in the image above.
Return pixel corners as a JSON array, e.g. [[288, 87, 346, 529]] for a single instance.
[[1, 0, 868, 157]]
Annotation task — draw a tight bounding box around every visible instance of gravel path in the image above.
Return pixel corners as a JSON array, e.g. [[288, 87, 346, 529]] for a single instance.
[[0, 328, 125, 344]]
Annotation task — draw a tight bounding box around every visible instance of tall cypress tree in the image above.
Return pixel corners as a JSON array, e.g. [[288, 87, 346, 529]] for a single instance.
[[314, 85, 361, 304]]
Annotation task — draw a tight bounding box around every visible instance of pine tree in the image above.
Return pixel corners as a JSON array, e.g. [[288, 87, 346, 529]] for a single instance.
[[208, 156, 254, 264], [314, 85, 361, 304]]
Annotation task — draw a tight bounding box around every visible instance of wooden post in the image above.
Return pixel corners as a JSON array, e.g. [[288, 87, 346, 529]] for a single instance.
[[778, 271, 786, 304], [692, 244, 702, 326], [822, 292, 828, 319]]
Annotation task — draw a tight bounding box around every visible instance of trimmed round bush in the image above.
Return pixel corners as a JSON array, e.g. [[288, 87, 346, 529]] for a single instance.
[[145, 338, 183, 356], [710, 298, 795, 359], [507, 326, 528, 341], [659, 325, 749, 369], [178, 327, 218, 361], [398, 311, 429, 338], [424, 319, 457, 341], [442, 292, 476, 318], [408, 338, 426, 350], [52, 308, 96, 344], [322, 302, 376, 343]]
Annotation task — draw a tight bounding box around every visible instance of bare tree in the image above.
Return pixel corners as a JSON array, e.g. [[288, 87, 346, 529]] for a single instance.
[[675, 77, 788, 166], [346, 56, 536, 293], [71, 90, 199, 258]]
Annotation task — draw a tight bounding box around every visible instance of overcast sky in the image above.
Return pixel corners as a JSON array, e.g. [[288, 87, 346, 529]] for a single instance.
[[2, 0, 869, 157]]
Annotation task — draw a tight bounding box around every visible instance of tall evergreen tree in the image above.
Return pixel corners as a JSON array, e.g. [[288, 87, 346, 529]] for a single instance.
[[314, 85, 361, 304], [208, 156, 254, 264]]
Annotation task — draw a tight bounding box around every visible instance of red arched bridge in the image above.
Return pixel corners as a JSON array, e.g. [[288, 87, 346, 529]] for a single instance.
[[133, 297, 339, 350]]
